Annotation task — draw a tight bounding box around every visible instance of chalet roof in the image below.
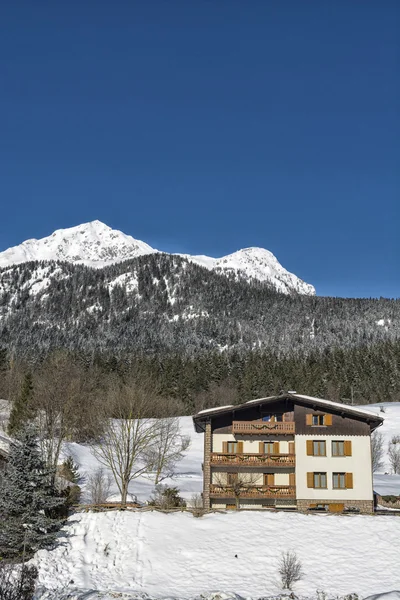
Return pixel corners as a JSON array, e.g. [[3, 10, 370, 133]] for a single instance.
[[193, 392, 384, 432]]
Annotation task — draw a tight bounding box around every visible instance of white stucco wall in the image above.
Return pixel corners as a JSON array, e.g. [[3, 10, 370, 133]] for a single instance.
[[295, 434, 373, 500]]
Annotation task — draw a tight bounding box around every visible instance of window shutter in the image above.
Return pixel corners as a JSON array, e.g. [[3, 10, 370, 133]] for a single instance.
[[289, 441, 295, 455], [344, 441, 352, 456], [307, 472, 314, 488], [325, 414, 333, 426], [306, 414, 313, 426], [237, 441, 244, 454], [273, 442, 279, 454], [259, 442, 264, 454], [345, 473, 353, 489], [306, 440, 314, 456], [289, 472, 295, 486], [222, 441, 228, 453]]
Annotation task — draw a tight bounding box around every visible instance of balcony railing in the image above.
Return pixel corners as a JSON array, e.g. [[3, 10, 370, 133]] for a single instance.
[[232, 421, 295, 435], [210, 485, 296, 499], [210, 452, 295, 467]]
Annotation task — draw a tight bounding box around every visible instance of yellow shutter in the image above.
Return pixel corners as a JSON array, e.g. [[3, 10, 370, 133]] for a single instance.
[[306, 440, 314, 456], [307, 472, 314, 488], [273, 441, 279, 454], [344, 440, 352, 456], [259, 441, 264, 454], [289, 441, 295, 455], [222, 441, 228, 453], [306, 414, 313, 426], [345, 473, 353, 489], [325, 414, 333, 426], [237, 441, 244, 454]]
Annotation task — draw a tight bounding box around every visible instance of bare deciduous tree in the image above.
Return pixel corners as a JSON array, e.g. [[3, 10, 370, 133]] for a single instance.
[[388, 436, 400, 474], [371, 431, 385, 473], [213, 470, 261, 510], [144, 418, 190, 484], [278, 550, 303, 590], [87, 467, 113, 505], [90, 380, 162, 506]]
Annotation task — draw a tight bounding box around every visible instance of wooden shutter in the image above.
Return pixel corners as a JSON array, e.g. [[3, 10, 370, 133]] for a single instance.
[[325, 414, 333, 426], [259, 442, 264, 454], [306, 414, 313, 426], [344, 440, 352, 456], [222, 441, 228, 453], [264, 473, 274, 486], [306, 440, 314, 456], [307, 472, 314, 488], [289, 441, 295, 455], [289, 472, 295, 486], [345, 473, 353, 489], [237, 441, 244, 454], [273, 441, 279, 454]]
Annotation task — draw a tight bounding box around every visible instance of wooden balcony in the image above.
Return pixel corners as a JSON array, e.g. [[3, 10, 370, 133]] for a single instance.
[[210, 485, 296, 499], [210, 452, 295, 467], [232, 421, 295, 435]]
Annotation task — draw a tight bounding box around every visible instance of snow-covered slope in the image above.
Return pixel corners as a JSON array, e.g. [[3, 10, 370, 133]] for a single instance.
[[0, 221, 315, 295]]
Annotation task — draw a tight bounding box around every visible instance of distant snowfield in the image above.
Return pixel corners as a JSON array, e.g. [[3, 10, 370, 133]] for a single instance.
[[34, 510, 400, 599]]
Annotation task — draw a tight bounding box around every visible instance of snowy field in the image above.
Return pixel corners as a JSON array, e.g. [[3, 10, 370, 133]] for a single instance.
[[34, 510, 400, 599]]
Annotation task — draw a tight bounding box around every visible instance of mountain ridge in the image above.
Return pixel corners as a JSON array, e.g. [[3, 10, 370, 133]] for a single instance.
[[0, 220, 315, 296]]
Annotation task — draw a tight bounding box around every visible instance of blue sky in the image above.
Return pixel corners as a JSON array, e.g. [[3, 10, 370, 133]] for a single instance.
[[0, 1, 398, 298]]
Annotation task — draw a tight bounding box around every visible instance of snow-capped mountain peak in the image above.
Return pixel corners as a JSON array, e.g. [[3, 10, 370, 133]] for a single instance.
[[0, 220, 157, 268], [0, 221, 315, 295]]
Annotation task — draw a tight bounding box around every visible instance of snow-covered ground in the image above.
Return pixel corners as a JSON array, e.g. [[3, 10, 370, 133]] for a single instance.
[[34, 510, 400, 599]]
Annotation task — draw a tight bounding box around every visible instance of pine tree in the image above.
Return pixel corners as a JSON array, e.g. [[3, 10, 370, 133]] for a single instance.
[[0, 425, 65, 558], [8, 373, 35, 437]]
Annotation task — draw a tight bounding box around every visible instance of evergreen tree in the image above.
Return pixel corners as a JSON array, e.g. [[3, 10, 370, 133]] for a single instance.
[[0, 425, 65, 558], [8, 373, 35, 437]]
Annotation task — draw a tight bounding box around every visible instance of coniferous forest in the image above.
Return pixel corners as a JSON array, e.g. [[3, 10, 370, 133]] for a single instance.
[[0, 253, 399, 414]]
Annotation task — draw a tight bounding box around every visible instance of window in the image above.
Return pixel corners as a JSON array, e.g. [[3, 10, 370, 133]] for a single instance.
[[312, 440, 326, 456], [332, 441, 344, 456], [227, 442, 238, 453], [313, 472, 327, 489], [306, 440, 326, 456], [332, 440, 352, 456], [262, 414, 283, 422], [333, 473, 346, 489], [264, 442, 275, 454], [313, 414, 325, 426]]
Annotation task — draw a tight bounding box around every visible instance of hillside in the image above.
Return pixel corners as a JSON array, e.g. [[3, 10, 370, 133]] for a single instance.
[[0, 254, 398, 357]]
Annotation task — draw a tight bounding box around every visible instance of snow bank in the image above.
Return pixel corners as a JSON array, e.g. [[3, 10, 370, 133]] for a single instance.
[[34, 511, 400, 599]]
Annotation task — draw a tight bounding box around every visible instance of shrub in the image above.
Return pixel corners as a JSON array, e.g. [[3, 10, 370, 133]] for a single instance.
[[278, 550, 303, 590], [149, 485, 186, 510], [58, 456, 80, 484], [87, 467, 113, 505], [190, 493, 205, 517]]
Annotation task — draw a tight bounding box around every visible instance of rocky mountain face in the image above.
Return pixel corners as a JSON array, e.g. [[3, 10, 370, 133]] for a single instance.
[[0, 221, 315, 295]]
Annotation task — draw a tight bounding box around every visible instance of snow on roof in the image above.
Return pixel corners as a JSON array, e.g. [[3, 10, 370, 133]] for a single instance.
[[290, 393, 383, 420], [196, 404, 234, 415], [195, 393, 383, 423]]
